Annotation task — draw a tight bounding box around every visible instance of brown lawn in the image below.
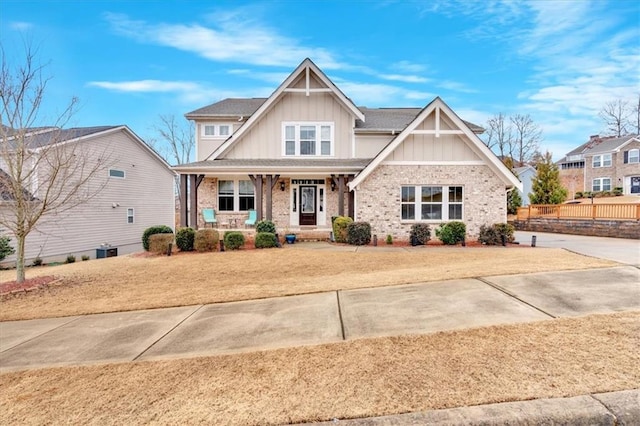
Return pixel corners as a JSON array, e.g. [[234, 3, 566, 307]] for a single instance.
[[0, 246, 615, 321], [1, 311, 638, 425]]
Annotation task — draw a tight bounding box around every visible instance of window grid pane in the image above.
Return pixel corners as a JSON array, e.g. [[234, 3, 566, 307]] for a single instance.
[[592, 180, 601, 192], [321, 140, 331, 155], [401, 186, 415, 203], [630, 150, 639, 163], [449, 204, 462, 220], [402, 204, 415, 220], [421, 204, 442, 220], [204, 125, 216, 136], [219, 125, 230, 136], [603, 178, 611, 191], [239, 180, 254, 195]]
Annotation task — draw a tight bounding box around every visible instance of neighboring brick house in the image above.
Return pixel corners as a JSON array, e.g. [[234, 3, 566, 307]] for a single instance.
[[173, 59, 521, 239], [558, 135, 640, 197]]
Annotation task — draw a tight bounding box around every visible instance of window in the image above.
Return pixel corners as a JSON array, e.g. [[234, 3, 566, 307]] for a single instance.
[[109, 169, 125, 178], [592, 153, 611, 168], [202, 123, 233, 138], [401, 185, 463, 221], [218, 179, 254, 211], [627, 149, 639, 164], [282, 122, 333, 156], [127, 208, 134, 224], [592, 178, 611, 192]]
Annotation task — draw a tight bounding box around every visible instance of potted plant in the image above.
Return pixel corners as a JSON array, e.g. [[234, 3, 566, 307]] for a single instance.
[[284, 227, 296, 244]]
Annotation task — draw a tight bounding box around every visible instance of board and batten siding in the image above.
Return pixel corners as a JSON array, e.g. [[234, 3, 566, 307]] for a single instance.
[[224, 92, 356, 159], [386, 133, 481, 162], [196, 122, 241, 162], [0, 129, 175, 264], [354, 134, 395, 158]]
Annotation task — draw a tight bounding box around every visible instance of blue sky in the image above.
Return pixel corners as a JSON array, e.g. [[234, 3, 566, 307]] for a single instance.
[[2, 0, 639, 161]]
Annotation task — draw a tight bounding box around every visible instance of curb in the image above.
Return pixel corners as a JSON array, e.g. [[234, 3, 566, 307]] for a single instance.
[[309, 389, 639, 425]]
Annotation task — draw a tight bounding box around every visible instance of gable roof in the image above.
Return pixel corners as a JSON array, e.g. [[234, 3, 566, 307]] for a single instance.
[[185, 99, 484, 135], [582, 135, 639, 155], [0, 168, 36, 201], [206, 58, 365, 160], [349, 97, 522, 190]]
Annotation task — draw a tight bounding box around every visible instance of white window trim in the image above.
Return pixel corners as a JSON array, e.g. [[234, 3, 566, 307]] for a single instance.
[[218, 179, 255, 212], [628, 149, 639, 163], [592, 177, 611, 192], [201, 123, 233, 139], [400, 185, 464, 222], [592, 153, 611, 168], [109, 168, 126, 179], [127, 208, 134, 224], [282, 122, 334, 157]]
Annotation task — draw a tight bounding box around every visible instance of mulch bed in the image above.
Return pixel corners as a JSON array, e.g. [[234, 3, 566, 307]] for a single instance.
[[0, 275, 59, 296]]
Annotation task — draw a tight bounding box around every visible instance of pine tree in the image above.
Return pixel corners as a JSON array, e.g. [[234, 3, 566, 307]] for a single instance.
[[507, 189, 522, 215], [529, 152, 567, 205]]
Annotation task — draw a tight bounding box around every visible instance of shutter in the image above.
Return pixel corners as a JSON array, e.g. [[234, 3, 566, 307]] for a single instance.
[[623, 151, 628, 163]]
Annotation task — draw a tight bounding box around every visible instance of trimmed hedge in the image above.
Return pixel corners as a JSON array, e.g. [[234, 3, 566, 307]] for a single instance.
[[175, 227, 196, 251], [332, 216, 353, 243], [255, 220, 276, 234], [409, 223, 431, 245], [142, 225, 173, 251], [149, 233, 174, 254], [478, 223, 515, 245], [223, 231, 245, 250], [194, 229, 219, 252], [347, 222, 371, 246], [435, 221, 466, 245], [0, 236, 14, 261], [255, 232, 278, 248]]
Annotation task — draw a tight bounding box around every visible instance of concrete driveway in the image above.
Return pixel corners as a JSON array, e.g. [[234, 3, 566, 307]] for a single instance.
[[515, 231, 640, 266], [1, 265, 638, 372]]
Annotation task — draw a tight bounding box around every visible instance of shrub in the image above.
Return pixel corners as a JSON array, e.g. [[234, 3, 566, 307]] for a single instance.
[[346, 222, 371, 246], [194, 229, 219, 252], [613, 187, 623, 196], [224, 231, 245, 250], [66, 255, 76, 264], [332, 216, 353, 243], [81, 255, 90, 261], [0, 236, 15, 261], [255, 232, 278, 248], [149, 233, 174, 254], [32, 257, 43, 266], [435, 221, 466, 245], [385, 234, 393, 245], [175, 227, 196, 251], [409, 223, 431, 245], [142, 225, 173, 251], [478, 223, 515, 245], [575, 191, 583, 199], [583, 191, 592, 198], [256, 220, 276, 234]]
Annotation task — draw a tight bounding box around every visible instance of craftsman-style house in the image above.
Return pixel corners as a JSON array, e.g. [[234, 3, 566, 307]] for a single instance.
[[174, 59, 521, 239]]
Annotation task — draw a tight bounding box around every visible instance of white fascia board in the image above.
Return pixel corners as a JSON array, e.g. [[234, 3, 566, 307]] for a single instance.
[[614, 137, 640, 152]]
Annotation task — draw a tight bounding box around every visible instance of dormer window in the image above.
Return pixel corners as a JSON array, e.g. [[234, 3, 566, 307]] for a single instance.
[[202, 123, 232, 138], [283, 122, 333, 157]]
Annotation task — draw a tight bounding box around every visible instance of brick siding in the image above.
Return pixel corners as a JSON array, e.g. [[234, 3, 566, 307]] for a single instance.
[[356, 164, 507, 240]]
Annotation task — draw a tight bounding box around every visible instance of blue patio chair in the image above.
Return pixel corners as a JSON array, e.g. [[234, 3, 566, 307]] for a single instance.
[[202, 208, 217, 227], [244, 209, 257, 228]]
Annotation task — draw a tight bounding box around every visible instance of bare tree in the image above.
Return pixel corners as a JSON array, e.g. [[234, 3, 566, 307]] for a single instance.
[[1, 43, 109, 282], [599, 99, 629, 137], [150, 114, 194, 166], [482, 113, 514, 160], [632, 94, 640, 135], [511, 114, 542, 166]]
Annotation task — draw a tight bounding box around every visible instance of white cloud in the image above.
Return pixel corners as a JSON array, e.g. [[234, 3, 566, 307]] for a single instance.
[[87, 80, 202, 93], [9, 21, 34, 31], [379, 74, 430, 84], [437, 81, 478, 94], [390, 60, 428, 73], [103, 12, 344, 70]]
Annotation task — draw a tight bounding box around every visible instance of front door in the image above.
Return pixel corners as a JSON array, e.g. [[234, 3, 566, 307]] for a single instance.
[[631, 176, 640, 194], [299, 186, 316, 225]]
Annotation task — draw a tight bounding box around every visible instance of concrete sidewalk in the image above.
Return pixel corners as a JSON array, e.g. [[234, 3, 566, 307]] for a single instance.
[[1, 265, 638, 372]]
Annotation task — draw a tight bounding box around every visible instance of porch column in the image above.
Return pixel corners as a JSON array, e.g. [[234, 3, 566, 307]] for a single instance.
[[250, 174, 264, 221], [189, 174, 198, 229], [338, 174, 345, 216], [179, 174, 188, 228], [347, 175, 355, 219], [265, 174, 280, 221]]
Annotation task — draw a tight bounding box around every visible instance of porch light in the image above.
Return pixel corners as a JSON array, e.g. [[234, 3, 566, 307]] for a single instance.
[[280, 180, 286, 191], [330, 180, 336, 191]]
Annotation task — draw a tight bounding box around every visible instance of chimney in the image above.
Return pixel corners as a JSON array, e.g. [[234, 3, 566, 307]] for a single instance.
[[589, 134, 600, 142]]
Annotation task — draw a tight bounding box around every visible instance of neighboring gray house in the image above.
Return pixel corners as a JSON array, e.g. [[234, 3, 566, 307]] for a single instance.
[[173, 59, 521, 239], [0, 125, 175, 265], [513, 165, 536, 206]]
